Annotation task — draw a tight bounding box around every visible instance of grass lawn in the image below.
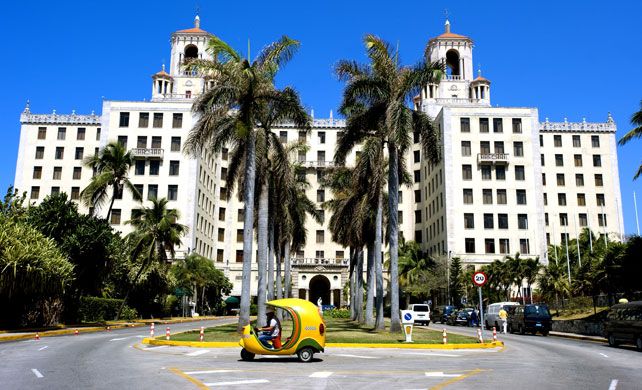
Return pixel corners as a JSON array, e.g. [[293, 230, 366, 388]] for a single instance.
[[167, 316, 477, 344]]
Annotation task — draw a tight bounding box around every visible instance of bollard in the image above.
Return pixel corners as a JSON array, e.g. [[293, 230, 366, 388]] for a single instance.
[[35, 333, 40, 341], [442, 328, 447, 344], [107, 326, 111, 332], [477, 328, 483, 343], [492, 327, 497, 342], [74, 329, 79, 336], [200, 326, 204, 342], [166, 326, 170, 341], [150, 323, 155, 338]]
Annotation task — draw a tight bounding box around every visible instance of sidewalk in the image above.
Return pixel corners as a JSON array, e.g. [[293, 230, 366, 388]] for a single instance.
[[549, 331, 606, 343]]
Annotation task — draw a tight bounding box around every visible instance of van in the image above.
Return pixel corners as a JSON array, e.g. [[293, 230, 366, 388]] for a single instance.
[[408, 304, 430, 325], [507, 304, 552, 336], [604, 301, 642, 351], [484, 302, 520, 329]]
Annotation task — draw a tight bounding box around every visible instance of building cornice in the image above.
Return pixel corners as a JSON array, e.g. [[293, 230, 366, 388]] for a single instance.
[[539, 116, 616, 133], [20, 111, 101, 125]]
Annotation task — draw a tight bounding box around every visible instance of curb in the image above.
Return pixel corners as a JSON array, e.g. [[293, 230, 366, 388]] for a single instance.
[[549, 332, 606, 343], [142, 337, 504, 350]]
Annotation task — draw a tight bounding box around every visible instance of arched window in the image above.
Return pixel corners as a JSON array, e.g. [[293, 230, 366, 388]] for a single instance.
[[184, 44, 199, 60], [445, 49, 460, 76]]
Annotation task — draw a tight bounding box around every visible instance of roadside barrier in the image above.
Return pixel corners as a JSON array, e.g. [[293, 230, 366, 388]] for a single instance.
[[200, 326, 204, 342], [166, 327, 170, 340], [150, 323, 155, 338], [477, 328, 483, 343], [492, 327, 497, 342], [35, 333, 40, 340], [442, 329, 447, 344]]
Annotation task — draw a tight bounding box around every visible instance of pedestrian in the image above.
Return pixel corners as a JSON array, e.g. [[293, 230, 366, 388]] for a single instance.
[[470, 309, 478, 327], [499, 307, 508, 334]]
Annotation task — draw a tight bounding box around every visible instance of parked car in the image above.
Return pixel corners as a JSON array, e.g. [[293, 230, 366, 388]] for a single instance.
[[447, 308, 475, 326], [433, 305, 455, 324], [484, 302, 520, 329], [507, 304, 552, 336], [408, 304, 430, 325], [604, 301, 642, 351]]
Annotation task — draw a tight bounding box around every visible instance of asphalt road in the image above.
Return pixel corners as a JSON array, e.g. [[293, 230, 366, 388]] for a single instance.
[[0, 319, 640, 389]]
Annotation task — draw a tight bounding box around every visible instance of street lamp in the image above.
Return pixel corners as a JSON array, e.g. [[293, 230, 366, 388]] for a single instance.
[[447, 251, 452, 306]]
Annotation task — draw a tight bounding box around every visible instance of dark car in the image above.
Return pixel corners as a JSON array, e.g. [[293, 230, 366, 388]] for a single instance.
[[447, 308, 475, 326], [508, 304, 552, 336], [433, 305, 455, 324], [604, 301, 642, 351]]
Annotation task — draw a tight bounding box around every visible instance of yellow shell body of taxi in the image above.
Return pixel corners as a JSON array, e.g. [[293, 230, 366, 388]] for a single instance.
[[239, 298, 326, 362]]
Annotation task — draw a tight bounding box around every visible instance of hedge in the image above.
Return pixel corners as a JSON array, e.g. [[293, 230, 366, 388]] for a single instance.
[[78, 296, 138, 322]]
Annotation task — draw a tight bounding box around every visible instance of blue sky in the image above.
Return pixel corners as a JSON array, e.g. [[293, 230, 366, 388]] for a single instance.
[[1, 0, 641, 233]]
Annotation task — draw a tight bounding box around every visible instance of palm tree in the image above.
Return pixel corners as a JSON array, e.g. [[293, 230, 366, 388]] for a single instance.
[[116, 197, 188, 319], [184, 35, 301, 331], [335, 35, 443, 331], [81, 142, 141, 220], [618, 101, 642, 178]]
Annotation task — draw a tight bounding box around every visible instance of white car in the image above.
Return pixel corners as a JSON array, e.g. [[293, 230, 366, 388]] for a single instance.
[[408, 304, 431, 326]]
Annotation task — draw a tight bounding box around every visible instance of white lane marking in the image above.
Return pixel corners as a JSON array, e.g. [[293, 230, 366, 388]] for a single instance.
[[110, 337, 128, 341], [403, 352, 461, 357], [609, 379, 618, 390], [31, 369, 44, 378], [309, 371, 333, 378], [184, 369, 240, 375], [38, 346, 48, 351], [425, 372, 460, 377], [186, 349, 210, 357], [136, 335, 145, 338], [145, 345, 168, 350], [205, 379, 269, 387], [599, 353, 609, 358], [335, 353, 379, 359]]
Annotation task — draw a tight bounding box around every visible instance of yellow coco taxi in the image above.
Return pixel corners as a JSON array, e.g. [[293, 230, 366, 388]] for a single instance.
[[239, 298, 326, 362]]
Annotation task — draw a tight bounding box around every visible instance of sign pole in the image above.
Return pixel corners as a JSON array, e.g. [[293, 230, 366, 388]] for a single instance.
[[472, 271, 488, 341], [478, 287, 484, 337]]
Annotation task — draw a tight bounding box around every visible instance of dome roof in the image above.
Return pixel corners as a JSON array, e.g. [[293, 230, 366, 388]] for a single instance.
[[152, 65, 172, 79], [175, 15, 209, 35], [429, 20, 472, 43]]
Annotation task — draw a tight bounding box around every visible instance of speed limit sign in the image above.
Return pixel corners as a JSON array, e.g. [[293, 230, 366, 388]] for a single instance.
[[472, 271, 487, 287]]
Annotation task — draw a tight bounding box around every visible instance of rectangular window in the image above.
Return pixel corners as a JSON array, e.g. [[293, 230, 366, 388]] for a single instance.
[[317, 150, 326, 163], [134, 184, 143, 198], [577, 193, 586, 206], [515, 165, 525, 181], [479, 118, 489, 133], [171, 137, 181, 152], [172, 113, 183, 128], [237, 209, 244, 222], [117, 135, 128, 148], [513, 142, 524, 157], [414, 150, 421, 163], [596, 194, 605, 206], [414, 190, 421, 203], [512, 118, 522, 133], [555, 154, 564, 166], [73, 166, 82, 180], [464, 213, 474, 229], [593, 154, 602, 167], [315, 251, 325, 259], [463, 189, 473, 204], [414, 230, 422, 243], [465, 238, 475, 253], [77, 127, 86, 140], [147, 184, 158, 200], [544, 193, 548, 205], [111, 209, 121, 225], [35, 147, 45, 160], [414, 170, 421, 183], [579, 213, 588, 227], [218, 228, 225, 241], [483, 189, 493, 205], [542, 173, 547, 186], [539, 135, 543, 147], [96, 128, 101, 141], [318, 131, 326, 144], [518, 214, 528, 229], [55, 147, 64, 160], [218, 207, 226, 221], [498, 214, 508, 229], [545, 213, 549, 226], [167, 161, 179, 176], [153, 113, 163, 128], [52, 167, 62, 180], [496, 166, 506, 180], [56, 127, 66, 141], [30, 186, 40, 199], [317, 189, 325, 203], [520, 239, 530, 254], [497, 189, 507, 204], [237, 229, 244, 243], [516, 189, 527, 205], [598, 213, 607, 227], [75, 147, 84, 160], [485, 238, 495, 254], [316, 230, 324, 244], [217, 249, 224, 262], [460, 118, 470, 132], [236, 250, 243, 263], [137, 136, 147, 148], [494, 141, 504, 154], [135, 160, 145, 175], [554, 135, 562, 147], [119, 112, 130, 127], [481, 166, 491, 180], [574, 154, 583, 167], [33, 166, 42, 179], [572, 135, 581, 147], [557, 174, 565, 186], [149, 160, 159, 175], [71, 187, 80, 200], [462, 165, 472, 180], [493, 118, 503, 133], [560, 213, 568, 226], [484, 213, 494, 229], [480, 141, 491, 154], [279, 131, 288, 143], [541, 154, 545, 166], [591, 135, 600, 148], [139, 112, 149, 128], [168, 185, 178, 201], [558, 193, 567, 206], [220, 187, 228, 201], [595, 174, 603, 186], [151, 136, 161, 149], [318, 209, 325, 224], [499, 238, 510, 254], [576, 174, 584, 186], [38, 127, 46, 140]]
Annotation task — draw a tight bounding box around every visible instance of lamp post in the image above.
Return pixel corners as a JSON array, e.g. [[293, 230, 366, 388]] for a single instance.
[[447, 251, 452, 306]]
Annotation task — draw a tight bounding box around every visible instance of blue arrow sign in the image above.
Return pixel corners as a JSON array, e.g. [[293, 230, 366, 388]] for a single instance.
[[404, 313, 412, 321]]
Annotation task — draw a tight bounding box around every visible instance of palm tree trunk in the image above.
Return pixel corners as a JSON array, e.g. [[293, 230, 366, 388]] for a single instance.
[[350, 247, 357, 321], [275, 233, 283, 300], [387, 143, 401, 333], [106, 184, 119, 221], [356, 248, 364, 323], [239, 130, 256, 332], [257, 180, 269, 327], [365, 242, 375, 327], [115, 261, 146, 320], [284, 241, 291, 298], [266, 201, 275, 302], [375, 192, 385, 330]]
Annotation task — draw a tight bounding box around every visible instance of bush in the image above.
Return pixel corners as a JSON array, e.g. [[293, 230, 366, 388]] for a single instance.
[[325, 308, 350, 318], [78, 296, 137, 322], [250, 303, 257, 316]]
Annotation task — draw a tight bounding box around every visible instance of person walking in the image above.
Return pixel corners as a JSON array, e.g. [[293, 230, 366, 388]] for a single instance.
[[499, 307, 508, 334]]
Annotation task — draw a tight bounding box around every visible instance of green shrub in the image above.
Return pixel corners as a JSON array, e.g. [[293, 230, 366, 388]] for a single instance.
[[78, 296, 137, 322], [250, 303, 257, 316], [326, 308, 351, 318]]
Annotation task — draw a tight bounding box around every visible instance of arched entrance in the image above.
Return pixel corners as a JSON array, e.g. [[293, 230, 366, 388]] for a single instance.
[[308, 275, 331, 306]]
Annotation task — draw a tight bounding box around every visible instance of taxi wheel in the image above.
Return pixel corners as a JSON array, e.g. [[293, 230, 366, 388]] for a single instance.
[[636, 336, 642, 352], [297, 347, 314, 363], [240, 348, 255, 361]]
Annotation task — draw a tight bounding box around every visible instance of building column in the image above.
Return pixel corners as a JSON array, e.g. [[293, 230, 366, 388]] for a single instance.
[[330, 289, 335, 306], [304, 289, 309, 300]]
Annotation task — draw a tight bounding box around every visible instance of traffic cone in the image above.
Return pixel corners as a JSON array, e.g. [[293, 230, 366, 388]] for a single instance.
[[106, 326, 111, 332], [477, 328, 483, 343], [35, 333, 40, 341], [199, 326, 204, 342], [492, 327, 497, 342], [166, 327, 170, 340], [150, 323, 155, 338], [74, 329, 79, 336], [442, 329, 447, 344]]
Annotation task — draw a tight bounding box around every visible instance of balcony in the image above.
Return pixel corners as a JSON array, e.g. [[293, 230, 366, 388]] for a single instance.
[[477, 153, 509, 165], [299, 160, 335, 168], [291, 257, 349, 267], [150, 93, 197, 102], [434, 98, 489, 106], [131, 148, 164, 159]]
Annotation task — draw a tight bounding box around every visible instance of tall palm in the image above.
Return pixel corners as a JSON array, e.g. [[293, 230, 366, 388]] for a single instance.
[[184, 35, 301, 331], [81, 142, 141, 220], [116, 197, 188, 319], [618, 100, 642, 179], [335, 35, 443, 331]]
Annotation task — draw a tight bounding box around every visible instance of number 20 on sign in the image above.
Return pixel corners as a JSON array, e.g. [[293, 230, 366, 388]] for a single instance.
[[473, 271, 487, 287]]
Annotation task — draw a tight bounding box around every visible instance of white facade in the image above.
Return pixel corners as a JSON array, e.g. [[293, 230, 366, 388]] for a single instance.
[[13, 17, 624, 304]]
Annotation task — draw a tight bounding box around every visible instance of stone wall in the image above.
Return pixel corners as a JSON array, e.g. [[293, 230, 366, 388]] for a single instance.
[[552, 320, 604, 336]]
